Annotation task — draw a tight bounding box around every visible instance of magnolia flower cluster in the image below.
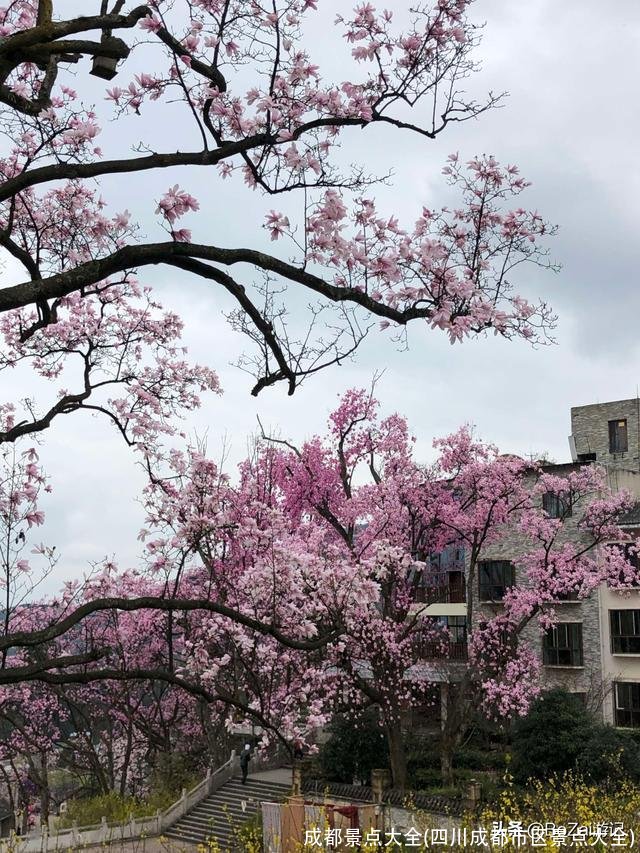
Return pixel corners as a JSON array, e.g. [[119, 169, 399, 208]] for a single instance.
[[263, 155, 556, 343], [0, 278, 220, 453]]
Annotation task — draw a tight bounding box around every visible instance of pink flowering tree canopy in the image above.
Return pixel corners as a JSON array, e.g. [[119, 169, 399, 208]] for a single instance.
[[1, 0, 624, 805], [1, 386, 640, 794], [0, 0, 558, 408]]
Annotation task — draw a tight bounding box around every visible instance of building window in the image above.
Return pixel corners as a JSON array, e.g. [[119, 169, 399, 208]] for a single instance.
[[609, 419, 628, 454], [614, 682, 640, 728], [610, 610, 640, 654], [478, 560, 515, 602], [543, 622, 583, 667], [542, 491, 573, 519], [429, 546, 465, 572], [438, 615, 467, 644]]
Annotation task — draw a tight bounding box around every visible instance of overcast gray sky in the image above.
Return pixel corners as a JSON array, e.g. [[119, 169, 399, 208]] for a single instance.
[[3, 0, 640, 592]]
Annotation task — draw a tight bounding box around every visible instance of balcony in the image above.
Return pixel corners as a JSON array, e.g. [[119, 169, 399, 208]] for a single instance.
[[416, 639, 468, 662], [412, 571, 466, 605]]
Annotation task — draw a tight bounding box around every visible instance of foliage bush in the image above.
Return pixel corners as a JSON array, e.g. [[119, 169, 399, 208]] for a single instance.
[[59, 792, 143, 827], [406, 774, 640, 852], [511, 689, 640, 784], [452, 747, 506, 772], [410, 767, 442, 790], [478, 774, 640, 836], [575, 725, 640, 783], [58, 752, 199, 828], [317, 710, 389, 786], [148, 752, 199, 800], [405, 730, 505, 793]]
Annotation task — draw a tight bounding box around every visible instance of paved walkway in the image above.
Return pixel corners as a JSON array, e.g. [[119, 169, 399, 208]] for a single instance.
[[249, 767, 292, 785]]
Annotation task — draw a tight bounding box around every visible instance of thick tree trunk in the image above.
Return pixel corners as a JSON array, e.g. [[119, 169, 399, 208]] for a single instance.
[[440, 682, 471, 786], [385, 721, 407, 791], [119, 724, 134, 797], [38, 753, 50, 824], [440, 747, 455, 787]]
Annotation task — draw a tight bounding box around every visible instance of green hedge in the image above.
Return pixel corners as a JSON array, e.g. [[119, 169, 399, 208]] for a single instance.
[[58, 766, 199, 828]]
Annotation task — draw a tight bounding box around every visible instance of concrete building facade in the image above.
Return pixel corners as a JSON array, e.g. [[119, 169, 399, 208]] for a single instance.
[[571, 397, 640, 472], [413, 397, 640, 731], [470, 464, 605, 705], [571, 398, 640, 727]]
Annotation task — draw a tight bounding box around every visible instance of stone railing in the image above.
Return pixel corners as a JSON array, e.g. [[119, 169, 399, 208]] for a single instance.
[[301, 778, 464, 818], [0, 752, 237, 853]]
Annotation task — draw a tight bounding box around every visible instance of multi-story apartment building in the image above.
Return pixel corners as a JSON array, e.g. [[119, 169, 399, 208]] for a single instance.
[[471, 458, 606, 705], [571, 397, 640, 472], [570, 399, 640, 728], [410, 397, 640, 732]]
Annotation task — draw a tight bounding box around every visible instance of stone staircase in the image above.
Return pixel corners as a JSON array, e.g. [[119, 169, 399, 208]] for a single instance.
[[166, 776, 291, 849]]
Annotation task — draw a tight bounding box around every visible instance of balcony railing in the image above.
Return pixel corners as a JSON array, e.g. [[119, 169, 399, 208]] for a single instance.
[[416, 639, 468, 661], [412, 573, 466, 605]]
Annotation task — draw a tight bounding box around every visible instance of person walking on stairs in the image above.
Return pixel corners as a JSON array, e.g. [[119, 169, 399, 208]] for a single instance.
[[240, 743, 252, 785]]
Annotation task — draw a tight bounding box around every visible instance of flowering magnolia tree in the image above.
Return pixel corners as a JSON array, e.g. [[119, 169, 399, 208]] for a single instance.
[[1, 387, 639, 795], [242, 390, 638, 786], [0, 561, 230, 821], [0, 0, 606, 805], [114, 390, 639, 788], [0, 0, 558, 413]]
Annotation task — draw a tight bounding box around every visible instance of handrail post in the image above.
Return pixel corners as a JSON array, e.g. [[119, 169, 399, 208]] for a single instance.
[[230, 748, 237, 779]]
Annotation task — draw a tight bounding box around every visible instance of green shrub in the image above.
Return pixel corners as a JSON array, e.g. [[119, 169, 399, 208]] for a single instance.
[[59, 792, 139, 827], [58, 752, 200, 829], [453, 747, 506, 771], [317, 710, 389, 785], [511, 690, 592, 783], [576, 725, 640, 783], [148, 752, 199, 802], [411, 767, 442, 789], [512, 689, 640, 784]]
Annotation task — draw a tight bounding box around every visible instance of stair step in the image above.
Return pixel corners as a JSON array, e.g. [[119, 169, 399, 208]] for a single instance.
[[175, 813, 245, 828], [209, 785, 289, 797], [167, 830, 237, 847], [171, 823, 234, 837], [198, 792, 285, 803], [167, 830, 226, 845], [225, 782, 290, 794], [165, 769, 290, 846], [172, 825, 235, 840], [196, 792, 284, 808], [188, 800, 259, 815]]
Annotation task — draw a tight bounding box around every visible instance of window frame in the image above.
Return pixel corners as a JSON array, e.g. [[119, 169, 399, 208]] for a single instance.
[[610, 609, 640, 654], [478, 560, 515, 602], [614, 682, 640, 728], [609, 418, 629, 454], [439, 615, 467, 644], [542, 491, 573, 519], [542, 622, 584, 667]]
